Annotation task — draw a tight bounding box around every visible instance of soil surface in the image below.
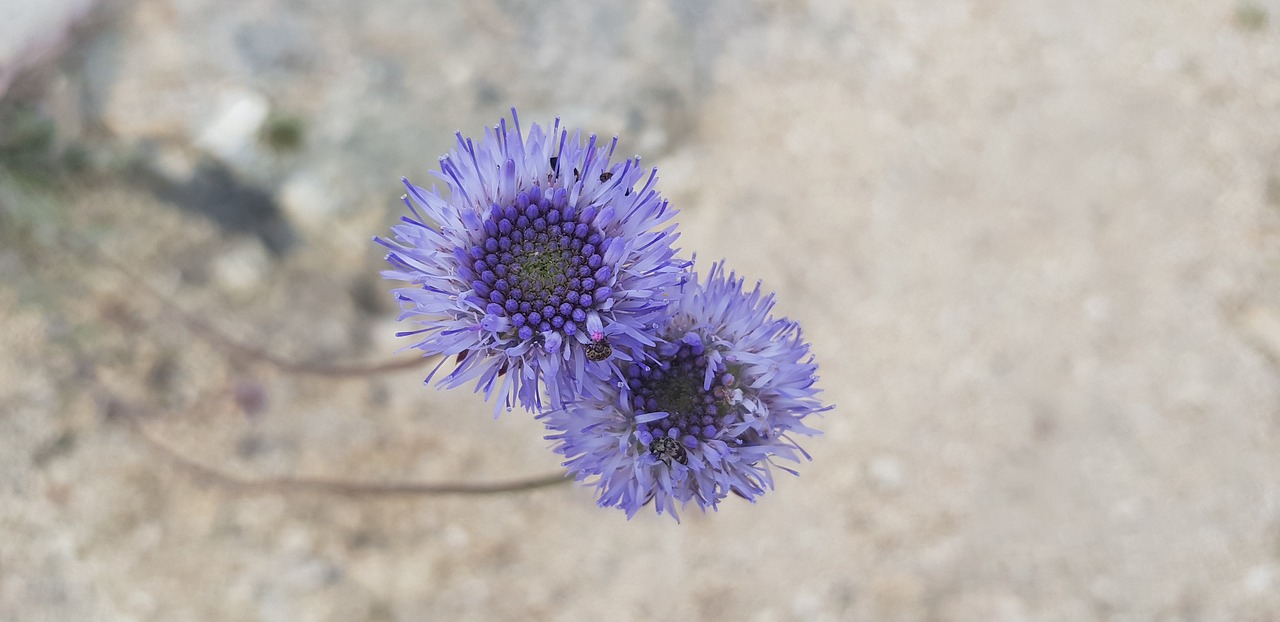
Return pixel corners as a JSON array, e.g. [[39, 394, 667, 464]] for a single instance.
[[3, 0, 1280, 620]]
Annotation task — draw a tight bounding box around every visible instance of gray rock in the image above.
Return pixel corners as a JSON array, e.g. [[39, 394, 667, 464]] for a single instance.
[[0, 0, 97, 99]]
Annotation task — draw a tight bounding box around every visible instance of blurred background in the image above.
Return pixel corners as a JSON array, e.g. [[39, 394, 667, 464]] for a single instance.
[[3, 0, 1280, 620]]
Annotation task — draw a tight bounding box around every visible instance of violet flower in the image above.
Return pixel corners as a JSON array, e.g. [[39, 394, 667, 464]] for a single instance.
[[377, 111, 686, 413], [541, 261, 828, 520]]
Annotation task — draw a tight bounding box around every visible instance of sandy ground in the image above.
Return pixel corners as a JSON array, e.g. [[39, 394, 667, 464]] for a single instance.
[[3, 0, 1280, 620]]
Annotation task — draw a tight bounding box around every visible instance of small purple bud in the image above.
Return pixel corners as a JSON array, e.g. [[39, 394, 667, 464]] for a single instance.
[[681, 332, 704, 355], [480, 314, 506, 332], [595, 206, 615, 227], [603, 237, 625, 265]]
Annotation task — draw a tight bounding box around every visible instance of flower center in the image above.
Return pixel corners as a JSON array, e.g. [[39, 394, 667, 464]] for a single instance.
[[465, 186, 614, 342], [628, 337, 735, 463]]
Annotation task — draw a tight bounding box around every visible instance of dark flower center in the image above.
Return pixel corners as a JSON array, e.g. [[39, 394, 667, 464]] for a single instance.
[[628, 337, 735, 459], [465, 187, 614, 342]]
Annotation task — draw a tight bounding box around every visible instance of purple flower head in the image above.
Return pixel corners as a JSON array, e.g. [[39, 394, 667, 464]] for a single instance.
[[377, 110, 685, 413], [541, 261, 829, 520]]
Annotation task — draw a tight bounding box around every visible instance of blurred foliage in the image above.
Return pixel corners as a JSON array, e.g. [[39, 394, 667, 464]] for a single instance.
[[259, 113, 305, 153], [0, 105, 118, 368], [1236, 2, 1269, 31], [0, 107, 59, 181], [0, 106, 74, 250]]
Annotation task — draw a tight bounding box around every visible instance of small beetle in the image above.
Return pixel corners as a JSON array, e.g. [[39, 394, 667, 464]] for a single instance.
[[650, 436, 688, 466], [584, 338, 612, 362]]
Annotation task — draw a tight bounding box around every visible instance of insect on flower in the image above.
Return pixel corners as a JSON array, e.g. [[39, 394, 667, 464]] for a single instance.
[[584, 337, 613, 362], [540, 261, 829, 520], [649, 436, 688, 466]]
